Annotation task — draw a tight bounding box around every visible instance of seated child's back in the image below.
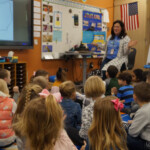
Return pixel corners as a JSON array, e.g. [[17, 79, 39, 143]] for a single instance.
[[53, 68, 67, 87], [60, 81, 81, 129], [105, 65, 120, 95], [0, 79, 17, 147], [88, 96, 128, 150], [127, 82, 150, 150]]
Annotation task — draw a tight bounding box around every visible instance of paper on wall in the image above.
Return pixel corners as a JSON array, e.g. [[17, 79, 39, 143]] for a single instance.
[[34, 26, 41, 31], [34, 39, 38, 45], [147, 45, 150, 64], [42, 45, 52, 52], [102, 23, 107, 31], [53, 30, 62, 42], [34, 1, 40, 7], [102, 9, 109, 23], [34, 32, 41, 37], [34, 13, 41, 19], [43, 54, 54, 59], [34, 7, 41, 13], [34, 19, 41, 25]]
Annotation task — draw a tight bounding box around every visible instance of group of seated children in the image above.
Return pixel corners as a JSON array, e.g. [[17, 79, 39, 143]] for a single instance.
[[0, 66, 150, 150]]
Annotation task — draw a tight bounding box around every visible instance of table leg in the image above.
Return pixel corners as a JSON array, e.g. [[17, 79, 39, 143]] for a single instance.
[[82, 56, 87, 85]]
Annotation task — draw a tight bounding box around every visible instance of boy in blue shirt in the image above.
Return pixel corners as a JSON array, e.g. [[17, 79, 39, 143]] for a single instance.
[[117, 72, 134, 108]]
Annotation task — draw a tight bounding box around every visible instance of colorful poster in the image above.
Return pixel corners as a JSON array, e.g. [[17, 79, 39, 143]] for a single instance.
[[53, 30, 62, 42], [82, 11, 104, 52], [43, 4, 53, 13], [83, 11, 102, 31], [43, 35, 52, 42], [54, 12, 62, 28], [82, 31, 106, 52], [42, 3, 53, 55], [74, 14, 79, 26], [43, 14, 53, 23], [43, 25, 53, 32], [42, 45, 52, 52]]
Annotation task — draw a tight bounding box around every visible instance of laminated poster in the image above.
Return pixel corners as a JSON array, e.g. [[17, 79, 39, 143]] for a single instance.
[[54, 11, 62, 29]]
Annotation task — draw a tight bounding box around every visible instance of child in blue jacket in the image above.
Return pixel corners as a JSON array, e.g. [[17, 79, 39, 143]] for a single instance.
[[60, 81, 81, 129]]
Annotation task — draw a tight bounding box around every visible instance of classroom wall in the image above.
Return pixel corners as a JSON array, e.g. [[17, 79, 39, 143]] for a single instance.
[[114, 0, 150, 69], [0, 0, 114, 82]]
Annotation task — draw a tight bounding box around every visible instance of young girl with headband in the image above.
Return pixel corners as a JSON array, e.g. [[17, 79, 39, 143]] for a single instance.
[[88, 96, 128, 150], [14, 89, 86, 150]]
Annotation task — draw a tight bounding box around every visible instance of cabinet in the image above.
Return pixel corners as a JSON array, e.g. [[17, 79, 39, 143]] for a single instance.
[[0, 62, 27, 96]]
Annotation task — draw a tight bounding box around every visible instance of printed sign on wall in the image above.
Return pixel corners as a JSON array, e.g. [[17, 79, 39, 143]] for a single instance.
[[83, 11, 102, 31], [82, 11, 104, 53]]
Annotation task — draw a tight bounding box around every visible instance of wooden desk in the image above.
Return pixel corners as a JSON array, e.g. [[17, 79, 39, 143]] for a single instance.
[[62, 51, 104, 85]]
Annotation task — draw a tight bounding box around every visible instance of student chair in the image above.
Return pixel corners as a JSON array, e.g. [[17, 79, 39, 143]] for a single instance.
[[120, 48, 137, 72]]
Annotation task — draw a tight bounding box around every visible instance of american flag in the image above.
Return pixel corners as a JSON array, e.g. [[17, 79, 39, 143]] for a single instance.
[[120, 2, 139, 31]]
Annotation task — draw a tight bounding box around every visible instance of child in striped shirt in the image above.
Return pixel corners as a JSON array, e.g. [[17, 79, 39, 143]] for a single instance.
[[116, 72, 134, 109]]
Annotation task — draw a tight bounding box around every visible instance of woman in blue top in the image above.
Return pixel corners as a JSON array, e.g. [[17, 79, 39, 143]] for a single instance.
[[100, 20, 137, 79]]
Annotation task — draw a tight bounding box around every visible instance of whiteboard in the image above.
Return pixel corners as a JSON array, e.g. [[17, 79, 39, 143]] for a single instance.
[[41, 0, 104, 59], [52, 4, 82, 56]]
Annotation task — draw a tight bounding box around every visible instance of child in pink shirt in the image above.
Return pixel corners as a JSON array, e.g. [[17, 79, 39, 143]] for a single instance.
[[0, 79, 17, 147], [13, 90, 86, 150]]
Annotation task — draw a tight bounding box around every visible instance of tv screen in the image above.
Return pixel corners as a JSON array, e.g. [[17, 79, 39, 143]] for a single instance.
[[0, 0, 33, 49]]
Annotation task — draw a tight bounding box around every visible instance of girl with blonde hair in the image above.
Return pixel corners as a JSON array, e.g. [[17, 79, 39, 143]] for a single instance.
[[0, 79, 17, 147], [14, 91, 86, 150], [13, 83, 43, 150], [79, 76, 105, 140], [13, 83, 43, 120], [88, 96, 128, 150]]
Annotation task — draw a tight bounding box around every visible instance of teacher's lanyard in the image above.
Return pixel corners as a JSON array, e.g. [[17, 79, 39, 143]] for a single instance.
[[110, 39, 116, 55]]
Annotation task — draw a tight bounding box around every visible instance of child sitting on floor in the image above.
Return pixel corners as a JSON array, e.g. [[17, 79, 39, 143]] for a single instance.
[[0, 79, 17, 148], [60, 81, 83, 147], [30, 69, 49, 82], [113, 72, 134, 109], [79, 76, 105, 140], [127, 82, 150, 150], [0, 68, 11, 84], [142, 71, 149, 82], [0, 68, 19, 102], [105, 65, 120, 96], [60, 81, 81, 130], [13, 83, 43, 150], [13, 92, 86, 150], [132, 69, 143, 86], [88, 96, 128, 150], [146, 71, 150, 84], [53, 68, 67, 87]]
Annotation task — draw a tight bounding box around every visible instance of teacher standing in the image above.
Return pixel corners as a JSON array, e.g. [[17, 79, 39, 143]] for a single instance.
[[100, 20, 137, 79]]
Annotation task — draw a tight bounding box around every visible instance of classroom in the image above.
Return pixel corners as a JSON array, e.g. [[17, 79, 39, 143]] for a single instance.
[[0, 0, 150, 150]]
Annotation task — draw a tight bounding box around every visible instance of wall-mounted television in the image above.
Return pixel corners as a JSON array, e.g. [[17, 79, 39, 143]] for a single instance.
[[0, 0, 33, 49]]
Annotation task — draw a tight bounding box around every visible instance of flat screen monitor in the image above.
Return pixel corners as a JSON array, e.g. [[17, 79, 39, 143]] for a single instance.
[[0, 0, 33, 49]]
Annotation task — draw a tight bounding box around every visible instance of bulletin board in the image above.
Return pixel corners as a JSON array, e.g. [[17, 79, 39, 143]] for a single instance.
[[41, 0, 108, 59]]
